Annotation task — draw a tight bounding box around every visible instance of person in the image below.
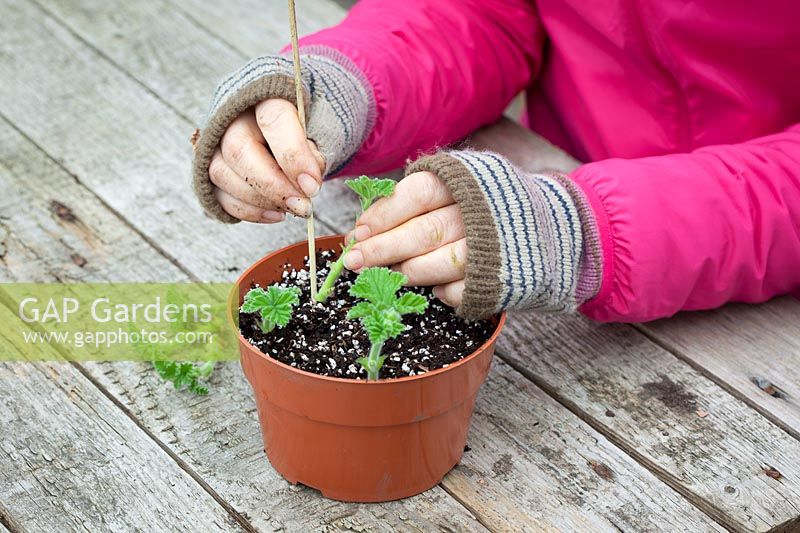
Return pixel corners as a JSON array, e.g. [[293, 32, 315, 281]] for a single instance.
[[191, 0, 800, 322]]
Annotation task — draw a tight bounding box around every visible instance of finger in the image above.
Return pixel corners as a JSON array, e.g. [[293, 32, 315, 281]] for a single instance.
[[209, 149, 285, 210], [255, 99, 323, 197], [433, 280, 465, 308], [344, 204, 464, 270], [214, 188, 285, 224], [220, 113, 310, 217], [393, 238, 467, 286], [354, 171, 454, 241], [308, 138, 326, 175]]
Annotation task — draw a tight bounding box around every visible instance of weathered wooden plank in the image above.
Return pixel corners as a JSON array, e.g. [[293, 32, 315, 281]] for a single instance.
[[0, 1, 723, 529], [164, 0, 346, 60], [464, 107, 800, 532], [18, 0, 800, 528], [31, 0, 355, 233], [0, 57, 483, 533], [443, 359, 722, 532], [0, 311, 242, 532], [81, 361, 487, 533], [0, 0, 314, 283], [0, 118, 186, 283], [497, 312, 800, 532], [641, 299, 800, 441], [81, 334, 721, 532]]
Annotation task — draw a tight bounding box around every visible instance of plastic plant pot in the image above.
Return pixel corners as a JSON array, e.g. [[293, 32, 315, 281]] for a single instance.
[[233, 235, 506, 502]]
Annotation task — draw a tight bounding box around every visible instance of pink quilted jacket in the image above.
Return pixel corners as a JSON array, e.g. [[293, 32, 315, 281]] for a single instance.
[[299, 0, 800, 322]]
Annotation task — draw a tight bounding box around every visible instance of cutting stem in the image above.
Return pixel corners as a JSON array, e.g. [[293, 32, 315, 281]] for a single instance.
[[288, 0, 317, 299]]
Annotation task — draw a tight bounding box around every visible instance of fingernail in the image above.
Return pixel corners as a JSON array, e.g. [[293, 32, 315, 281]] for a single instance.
[[343, 249, 364, 270], [285, 196, 310, 217], [297, 173, 320, 197], [261, 210, 285, 223], [353, 225, 371, 242], [433, 286, 445, 301]]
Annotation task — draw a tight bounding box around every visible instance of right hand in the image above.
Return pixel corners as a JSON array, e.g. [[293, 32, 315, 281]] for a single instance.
[[208, 99, 325, 223]]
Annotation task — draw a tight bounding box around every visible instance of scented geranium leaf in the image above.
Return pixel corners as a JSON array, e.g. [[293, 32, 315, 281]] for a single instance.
[[348, 266, 428, 380], [346, 176, 396, 212], [362, 308, 405, 345], [395, 292, 428, 315], [153, 360, 214, 395], [346, 301, 376, 320], [349, 267, 406, 307], [241, 285, 301, 333]]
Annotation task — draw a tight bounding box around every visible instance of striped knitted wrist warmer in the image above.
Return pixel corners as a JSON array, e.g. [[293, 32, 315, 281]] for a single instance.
[[191, 46, 374, 223], [407, 151, 601, 319]]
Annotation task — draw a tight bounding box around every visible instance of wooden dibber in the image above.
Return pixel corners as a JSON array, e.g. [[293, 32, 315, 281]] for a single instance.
[[287, 0, 318, 300]]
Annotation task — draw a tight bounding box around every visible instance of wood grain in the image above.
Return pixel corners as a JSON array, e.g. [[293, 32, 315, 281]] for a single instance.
[[6, 0, 799, 530], [0, 0, 314, 284], [31, 0, 358, 235], [641, 299, 800, 441], [0, 312, 242, 532], [0, 118, 185, 284], [0, 0, 724, 529], [442, 359, 722, 532], [0, 69, 482, 531], [164, 0, 346, 60], [498, 311, 800, 532]]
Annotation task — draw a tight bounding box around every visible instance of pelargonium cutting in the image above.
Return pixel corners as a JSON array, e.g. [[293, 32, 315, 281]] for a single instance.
[[346, 267, 428, 379], [239, 176, 433, 380], [315, 176, 395, 303]]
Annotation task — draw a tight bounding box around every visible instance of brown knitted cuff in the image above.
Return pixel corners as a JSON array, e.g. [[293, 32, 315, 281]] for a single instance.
[[406, 154, 503, 320], [191, 74, 307, 223]]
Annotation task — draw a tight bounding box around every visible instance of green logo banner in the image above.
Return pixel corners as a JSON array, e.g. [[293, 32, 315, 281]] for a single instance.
[[0, 284, 240, 362]]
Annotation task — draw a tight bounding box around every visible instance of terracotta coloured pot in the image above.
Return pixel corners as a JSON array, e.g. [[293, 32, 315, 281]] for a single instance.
[[233, 235, 506, 502]]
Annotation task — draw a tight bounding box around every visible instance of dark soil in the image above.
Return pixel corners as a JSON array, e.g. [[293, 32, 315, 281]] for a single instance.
[[239, 250, 496, 380]]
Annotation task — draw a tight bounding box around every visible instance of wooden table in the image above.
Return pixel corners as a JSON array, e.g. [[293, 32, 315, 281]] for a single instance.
[[1, 1, 799, 531]]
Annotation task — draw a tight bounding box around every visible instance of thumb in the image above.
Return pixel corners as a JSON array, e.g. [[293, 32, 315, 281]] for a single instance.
[[307, 138, 327, 180]]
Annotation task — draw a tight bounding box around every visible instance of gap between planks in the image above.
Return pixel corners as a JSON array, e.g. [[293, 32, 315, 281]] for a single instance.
[[27, 0, 347, 241], [9, 0, 797, 529], [492, 346, 734, 530], [0, 4, 484, 527], [633, 322, 800, 444], [69, 361, 260, 533], [0, 108, 261, 528]]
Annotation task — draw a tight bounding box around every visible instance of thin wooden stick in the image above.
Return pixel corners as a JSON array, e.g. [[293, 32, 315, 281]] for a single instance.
[[287, 0, 317, 300]]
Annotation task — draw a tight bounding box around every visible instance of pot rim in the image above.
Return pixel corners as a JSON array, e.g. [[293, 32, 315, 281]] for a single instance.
[[230, 235, 506, 386]]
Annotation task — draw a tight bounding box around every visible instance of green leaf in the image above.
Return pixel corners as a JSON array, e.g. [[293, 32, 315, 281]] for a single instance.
[[346, 301, 376, 320], [152, 360, 214, 395], [362, 308, 405, 345], [241, 285, 301, 333], [345, 176, 396, 212], [348, 265, 428, 380], [395, 292, 428, 315], [349, 267, 406, 308]]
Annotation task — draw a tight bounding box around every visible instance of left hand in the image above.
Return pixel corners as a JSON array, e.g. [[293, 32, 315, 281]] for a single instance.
[[343, 171, 467, 308]]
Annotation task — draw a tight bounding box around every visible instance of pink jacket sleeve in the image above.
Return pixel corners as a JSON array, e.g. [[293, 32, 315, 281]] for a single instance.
[[299, 0, 544, 175], [573, 123, 800, 322]]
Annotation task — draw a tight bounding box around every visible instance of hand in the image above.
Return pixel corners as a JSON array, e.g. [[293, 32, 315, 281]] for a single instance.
[[208, 99, 325, 223], [343, 171, 467, 308]]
